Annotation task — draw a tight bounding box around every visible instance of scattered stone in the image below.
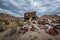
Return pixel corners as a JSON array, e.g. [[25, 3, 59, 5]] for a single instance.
[[4, 27, 17, 37], [49, 29, 58, 36]]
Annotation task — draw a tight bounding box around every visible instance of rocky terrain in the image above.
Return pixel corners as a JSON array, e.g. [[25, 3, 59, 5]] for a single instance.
[[0, 13, 60, 40], [39, 15, 60, 20]]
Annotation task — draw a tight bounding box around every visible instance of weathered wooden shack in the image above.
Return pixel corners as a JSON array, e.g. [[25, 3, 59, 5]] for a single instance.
[[24, 11, 36, 21]]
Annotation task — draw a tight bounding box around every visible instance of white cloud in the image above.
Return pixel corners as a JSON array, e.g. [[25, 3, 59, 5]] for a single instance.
[[0, 0, 60, 17], [9, 0, 18, 6], [0, 8, 22, 17]]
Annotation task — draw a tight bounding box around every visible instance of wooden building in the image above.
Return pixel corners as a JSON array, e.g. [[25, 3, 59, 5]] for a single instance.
[[24, 11, 36, 22]]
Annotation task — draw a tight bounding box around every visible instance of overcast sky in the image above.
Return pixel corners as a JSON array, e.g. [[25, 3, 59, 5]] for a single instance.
[[0, 0, 60, 17]]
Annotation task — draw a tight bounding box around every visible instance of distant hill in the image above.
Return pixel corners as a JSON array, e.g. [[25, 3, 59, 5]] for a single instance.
[[39, 15, 60, 20], [0, 13, 21, 20]]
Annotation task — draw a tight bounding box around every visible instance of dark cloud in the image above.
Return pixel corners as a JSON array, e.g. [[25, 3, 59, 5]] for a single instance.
[[0, 0, 60, 17]]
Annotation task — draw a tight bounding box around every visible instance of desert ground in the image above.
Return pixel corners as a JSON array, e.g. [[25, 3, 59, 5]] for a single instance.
[[0, 26, 60, 40]]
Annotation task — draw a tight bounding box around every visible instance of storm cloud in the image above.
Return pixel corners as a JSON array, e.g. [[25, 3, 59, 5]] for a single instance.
[[0, 0, 60, 17]]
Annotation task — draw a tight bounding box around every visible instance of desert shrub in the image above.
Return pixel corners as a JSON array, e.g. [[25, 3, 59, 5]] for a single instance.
[[0, 23, 4, 32], [0, 24, 2, 27], [26, 20, 30, 25], [51, 19, 60, 23], [4, 20, 9, 25], [51, 20, 56, 23], [15, 19, 23, 26]]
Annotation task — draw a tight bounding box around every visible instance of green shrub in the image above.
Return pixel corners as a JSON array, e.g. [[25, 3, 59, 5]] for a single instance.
[[15, 19, 23, 26], [0, 23, 3, 27]]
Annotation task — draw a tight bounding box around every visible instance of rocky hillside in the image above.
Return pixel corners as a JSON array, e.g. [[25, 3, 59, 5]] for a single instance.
[[39, 15, 60, 20], [0, 13, 20, 20], [0, 13, 60, 40], [0, 13, 23, 32]]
